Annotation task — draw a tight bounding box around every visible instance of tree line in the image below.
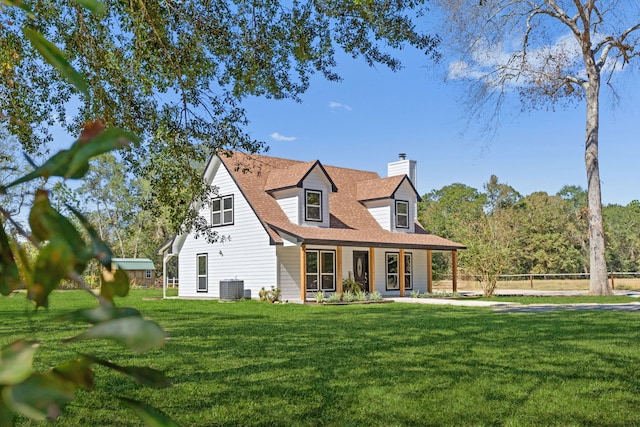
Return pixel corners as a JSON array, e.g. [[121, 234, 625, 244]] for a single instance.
[[419, 175, 640, 295]]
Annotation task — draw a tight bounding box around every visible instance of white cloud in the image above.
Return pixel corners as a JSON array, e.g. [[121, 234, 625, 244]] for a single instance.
[[270, 132, 297, 142], [329, 101, 352, 111]]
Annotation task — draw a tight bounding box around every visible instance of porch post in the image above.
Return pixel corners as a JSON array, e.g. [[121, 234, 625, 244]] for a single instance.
[[163, 255, 168, 299], [300, 244, 306, 302], [369, 247, 375, 293], [336, 246, 343, 294], [399, 248, 406, 297], [426, 250, 433, 294], [452, 250, 458, 293]]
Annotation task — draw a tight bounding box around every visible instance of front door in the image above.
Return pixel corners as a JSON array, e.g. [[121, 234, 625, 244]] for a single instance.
[[353, 251, 369, 292]]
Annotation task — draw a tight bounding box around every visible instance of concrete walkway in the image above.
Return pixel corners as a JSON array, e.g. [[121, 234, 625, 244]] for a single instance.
[[388, 289, 640, 312]]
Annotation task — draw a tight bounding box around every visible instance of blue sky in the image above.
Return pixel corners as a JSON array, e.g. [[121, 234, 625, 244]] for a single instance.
[[242, 46, 640, 206]]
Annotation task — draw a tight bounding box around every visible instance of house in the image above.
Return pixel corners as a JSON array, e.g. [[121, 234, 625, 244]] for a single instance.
[[109, 258, 156, 287], [160, 152, 465, 301]]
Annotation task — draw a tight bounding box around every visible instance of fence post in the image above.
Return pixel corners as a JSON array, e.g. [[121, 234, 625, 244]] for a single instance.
[[610, 272, 615, 290], [530, 274, 533, 289]]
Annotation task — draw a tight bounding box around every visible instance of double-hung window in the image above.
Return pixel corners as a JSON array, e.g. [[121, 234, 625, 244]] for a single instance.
[[395, 200, 409, 228], [305, 250, 335, 291], [386, 252, 412, 290], [197, 253, 208, 292], [305, 190, 322, 222], [145, 270, 152, 279], [212, 195, 234, 226]]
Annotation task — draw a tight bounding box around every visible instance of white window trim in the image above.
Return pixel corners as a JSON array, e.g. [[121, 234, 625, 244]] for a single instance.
[[145, 269, 152, 279], [386, 252, 399, 290], [212, 195, 234, 227], [395, 200, 409, 229], [197, 253, 208, 292], [385, 252, 412, 291], [305, 189, 323, 222], [305, 250, 335, 291]]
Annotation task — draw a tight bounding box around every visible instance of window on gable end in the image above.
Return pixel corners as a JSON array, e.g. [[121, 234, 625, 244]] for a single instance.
[[305, 190, 322, 222], [212, 195, 234, 226], [395, 200, 409, 229]]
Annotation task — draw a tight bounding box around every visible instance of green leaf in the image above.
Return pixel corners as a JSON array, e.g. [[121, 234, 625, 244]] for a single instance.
[[66, 204, 112, 267], [22, 28, 89, 99], [101, 268, 130, 302], [0, 395, 16, 426], [73, 0, 106, 16], [29, 238, 75, 308], [80, 355, 171, 388], [59, 305, 141, 324], [119, 397, 181, 427], [52, 359, 94, 390], [0, 340, 39, 385], [2, 373, 75, 421], [64, 316, 166, 353], [0, 224, 21, 296], [66, 128, 140, 179]]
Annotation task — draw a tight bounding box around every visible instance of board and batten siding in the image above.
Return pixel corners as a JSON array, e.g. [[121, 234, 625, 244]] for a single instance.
[[300, 166, 332, 228], [178, 160, 277, 298]]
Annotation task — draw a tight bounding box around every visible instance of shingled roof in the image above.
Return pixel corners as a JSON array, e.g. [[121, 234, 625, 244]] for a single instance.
[[219, 152, 465, 251]]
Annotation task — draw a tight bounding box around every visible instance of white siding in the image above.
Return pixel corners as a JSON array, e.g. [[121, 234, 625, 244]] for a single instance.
[[273, 188, 299, 224], [372, 248, 428, 296], [301, 166, 332, 228], [178, 161, 277, 299], [392, 180, 418, 233], [277, 246, 300, 301], [388, 159, 417, 188], [363, 200, 391, 231]]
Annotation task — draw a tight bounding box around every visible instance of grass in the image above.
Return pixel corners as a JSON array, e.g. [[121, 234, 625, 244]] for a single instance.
[[5, 290, 640, 426]]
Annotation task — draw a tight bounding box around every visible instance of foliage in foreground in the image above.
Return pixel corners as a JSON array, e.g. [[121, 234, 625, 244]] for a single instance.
[[0, 0, 175, 424]]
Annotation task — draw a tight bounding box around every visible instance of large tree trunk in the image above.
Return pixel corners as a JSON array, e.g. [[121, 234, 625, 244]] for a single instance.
[[584, 61, 611, 295]]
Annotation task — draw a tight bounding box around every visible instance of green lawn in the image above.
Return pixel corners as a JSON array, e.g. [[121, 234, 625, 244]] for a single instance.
[[4, 290, 640, 426]]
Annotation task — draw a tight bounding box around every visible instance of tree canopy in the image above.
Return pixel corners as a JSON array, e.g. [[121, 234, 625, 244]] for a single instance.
[[1, 0, 440, 238]]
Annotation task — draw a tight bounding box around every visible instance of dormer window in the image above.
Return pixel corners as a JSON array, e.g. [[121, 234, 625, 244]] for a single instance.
[[305, 190, 322, 222], [395, 200, 409, 228], [212, 195, 234, 226]]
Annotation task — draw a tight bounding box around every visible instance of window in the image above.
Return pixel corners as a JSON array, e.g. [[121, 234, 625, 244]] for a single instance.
[[212, 195, 234, 226], [145, 269, 152, 279], [386, 253, 399, 290], [404, 253, 412, 290], [395, 200, 409, 228], [197, 254, 207, 292], [386, 252, 412, 290], [305, 250, 335, 291], [305, 190, 322, 222]]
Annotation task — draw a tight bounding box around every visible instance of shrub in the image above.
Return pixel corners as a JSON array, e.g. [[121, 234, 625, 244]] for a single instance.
[[327, 292, 342, 303], [410, 290, 421, 298], [342, 290, 355, 302], [354, 289, 367, 301], [259, 286, 281, 303], [368, 291, 383, 301], [313, 290, 325, 303], [342, 278, 362, 293]]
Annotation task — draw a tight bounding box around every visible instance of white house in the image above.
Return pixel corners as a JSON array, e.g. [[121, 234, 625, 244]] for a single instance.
[[160, 151, 465, 301]]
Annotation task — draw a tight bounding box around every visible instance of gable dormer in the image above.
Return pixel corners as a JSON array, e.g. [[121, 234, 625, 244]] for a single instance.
[[265, 160, 337, 228], [357, 174, 420, 233]]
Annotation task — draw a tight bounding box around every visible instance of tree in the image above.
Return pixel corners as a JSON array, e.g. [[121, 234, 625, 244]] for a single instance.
[[603, 201, 640, 272], [1, 0, 440, 240], [436, 0, 640, 294], [510, 192, 584, 274]]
